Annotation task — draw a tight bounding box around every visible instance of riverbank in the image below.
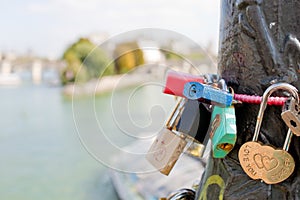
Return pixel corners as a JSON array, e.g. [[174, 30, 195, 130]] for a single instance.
[[63, 73, 153, 97], [62, 62, 173, 97], [62, 60, 215, 97]]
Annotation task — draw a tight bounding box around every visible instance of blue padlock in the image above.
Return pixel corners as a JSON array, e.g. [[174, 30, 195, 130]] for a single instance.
[[183, 82, 233, 106]]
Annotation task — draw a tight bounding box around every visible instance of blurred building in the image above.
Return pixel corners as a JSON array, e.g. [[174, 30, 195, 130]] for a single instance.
[[138, 40, 165, 64]]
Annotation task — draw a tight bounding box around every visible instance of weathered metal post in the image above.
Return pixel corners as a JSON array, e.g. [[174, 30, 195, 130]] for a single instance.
[[196, 1, 300, 199]]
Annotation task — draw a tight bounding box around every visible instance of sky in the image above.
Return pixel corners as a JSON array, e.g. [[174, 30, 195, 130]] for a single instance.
[[1, 0, 220, 59]]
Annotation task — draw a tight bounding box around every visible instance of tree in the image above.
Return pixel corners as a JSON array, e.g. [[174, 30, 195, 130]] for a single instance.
[[196, 1, 300, 199], [61, 38, 114, 85], [113, 42, 144, 74]]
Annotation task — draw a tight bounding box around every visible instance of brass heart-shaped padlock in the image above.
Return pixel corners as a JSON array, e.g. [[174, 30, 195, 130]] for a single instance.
[[239, 141, 295, 184], [238, 83, 299, 184]]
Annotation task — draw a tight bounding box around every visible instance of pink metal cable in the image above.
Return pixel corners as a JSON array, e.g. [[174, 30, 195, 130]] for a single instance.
[[234, 94, 288, 106]]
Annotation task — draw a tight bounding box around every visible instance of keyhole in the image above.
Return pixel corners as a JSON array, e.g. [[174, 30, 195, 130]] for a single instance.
[[189, 84, 197, 97], [290, 120, 297, 128]]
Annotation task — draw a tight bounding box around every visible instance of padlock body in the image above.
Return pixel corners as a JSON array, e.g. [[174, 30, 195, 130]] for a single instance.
[[177, 100, 211, 143], [183, 82, 233, 106], [281, 98, 300, 136], [163, 70, 204, 97], [176, 100, 210, 158], [146, 128, 187, 175], [239, 141, 295, 184], [210, 106, 236, 158], [185, 142, 205, 158]]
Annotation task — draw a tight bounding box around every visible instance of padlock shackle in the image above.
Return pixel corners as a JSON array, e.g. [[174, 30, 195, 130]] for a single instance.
[[166, 98, 186, 130], [283, 129, 293, 151], [253, 83, 299, 142], [218, 79, 228, 91], [204, 74, 221, 85]]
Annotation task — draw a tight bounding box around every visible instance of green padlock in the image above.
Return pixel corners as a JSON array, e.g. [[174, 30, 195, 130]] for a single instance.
[[209, 105, 237, 158]]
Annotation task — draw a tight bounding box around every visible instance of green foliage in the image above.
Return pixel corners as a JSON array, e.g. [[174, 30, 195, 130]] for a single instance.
[[113, 42, 145, 74], [61, 38, 114, 85], [164, 51, 182, 60], [186, 52, 206, 60]]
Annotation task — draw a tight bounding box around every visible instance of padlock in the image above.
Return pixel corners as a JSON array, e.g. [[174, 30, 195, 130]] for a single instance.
[[146, 128, 187, 175], [183, 81, 233, 106], [281, 97, 300, 136], [238, 83, 299, 184], [146, 98, 187, 175], [166, 188, 195, 200], [176, 99, 211, 157], [204, 78, 237, 158], [163, 70, 205, 97], [210, 105, 237, 158]]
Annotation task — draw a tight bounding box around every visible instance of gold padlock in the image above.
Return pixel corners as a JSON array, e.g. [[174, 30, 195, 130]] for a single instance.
[[146, 98, 187, 175], [146, 128, 187, 175], [239, 83, 298, 184]]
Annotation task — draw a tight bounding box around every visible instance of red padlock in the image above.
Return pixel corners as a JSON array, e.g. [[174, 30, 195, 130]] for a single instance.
[[163, 70, 204, 97]]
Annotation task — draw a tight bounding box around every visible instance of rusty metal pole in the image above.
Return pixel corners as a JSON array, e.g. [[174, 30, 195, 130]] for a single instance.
[[196, 1, 300, 199]]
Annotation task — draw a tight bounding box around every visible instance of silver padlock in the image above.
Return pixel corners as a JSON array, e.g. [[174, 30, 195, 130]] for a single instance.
[[282, 97, 300, 136], [166, 188, 195, 200]]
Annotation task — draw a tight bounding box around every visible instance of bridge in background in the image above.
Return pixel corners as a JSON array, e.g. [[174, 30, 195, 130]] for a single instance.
[[0, 56, 65, 85]]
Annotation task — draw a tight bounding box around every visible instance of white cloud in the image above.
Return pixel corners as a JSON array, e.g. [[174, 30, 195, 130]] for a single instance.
[[27, 3, 49, 13], [57, 0, 100, 10], [27, 0, 101, 13]]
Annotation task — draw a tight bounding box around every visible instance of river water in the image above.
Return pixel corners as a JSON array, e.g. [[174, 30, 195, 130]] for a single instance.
[[0, 82, 174, 200]]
